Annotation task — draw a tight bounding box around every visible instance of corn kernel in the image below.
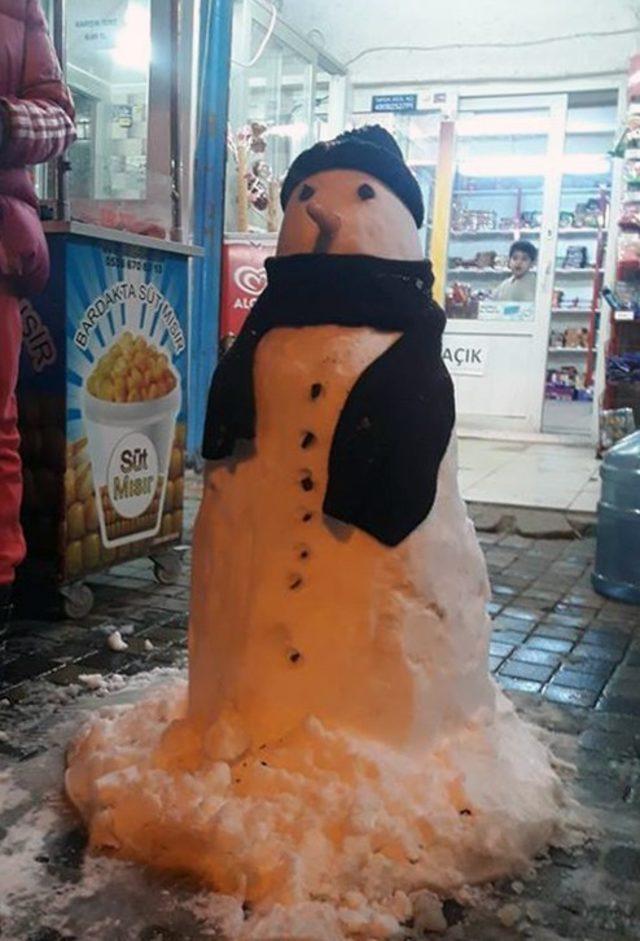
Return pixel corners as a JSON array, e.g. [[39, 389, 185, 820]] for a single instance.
[[66, 540, 83, 577], [89, 335, 176, 403], [76, 465, 93, 501], [84, 496, 99, 533], [98, 378, 114, 401], [64, 467, 76, 507], [82, 533, 101, 570], [67, 501, 85, 541], [169, 446, 182, 480]]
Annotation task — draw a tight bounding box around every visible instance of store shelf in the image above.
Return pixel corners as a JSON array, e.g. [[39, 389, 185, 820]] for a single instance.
[[454, 187, 610, 197], [453, 189, 542, 197], [448, 267, 511, 275], [555, 268, 602, 276], [548, 347, 596, 354], [450, 230, 517, 239], [551, 308, 592, 315], [557, 228, 601, 236], [450, 227, 599, 239]]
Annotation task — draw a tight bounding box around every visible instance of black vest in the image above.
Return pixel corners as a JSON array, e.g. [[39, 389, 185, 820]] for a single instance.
[[202, 254, 455, 547]]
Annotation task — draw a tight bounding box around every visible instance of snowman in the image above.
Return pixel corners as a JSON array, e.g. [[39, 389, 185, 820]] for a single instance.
[[66, 128, 564, 934]]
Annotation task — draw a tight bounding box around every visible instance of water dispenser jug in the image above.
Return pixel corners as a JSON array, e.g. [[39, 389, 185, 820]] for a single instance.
[[592, 430, 640, 604]]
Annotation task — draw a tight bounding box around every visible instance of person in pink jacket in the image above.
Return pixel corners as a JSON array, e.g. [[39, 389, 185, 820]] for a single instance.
[[0, 0, 76, 643]]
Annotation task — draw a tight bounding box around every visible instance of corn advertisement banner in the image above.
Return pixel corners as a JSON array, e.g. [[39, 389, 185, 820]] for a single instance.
[[18, 235, 189, 584]]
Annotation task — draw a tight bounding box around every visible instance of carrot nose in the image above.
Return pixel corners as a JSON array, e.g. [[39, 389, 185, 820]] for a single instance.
[[306, 201, 342, 240]]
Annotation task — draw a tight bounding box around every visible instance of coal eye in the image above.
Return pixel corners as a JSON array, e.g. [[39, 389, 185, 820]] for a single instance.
[[299, 183, 315, 202], [358, 183, 376, 201]]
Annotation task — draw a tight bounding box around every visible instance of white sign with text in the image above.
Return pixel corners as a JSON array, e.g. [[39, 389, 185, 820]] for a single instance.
[[442, 338, 488, 376], [478, 301, 534, 322]]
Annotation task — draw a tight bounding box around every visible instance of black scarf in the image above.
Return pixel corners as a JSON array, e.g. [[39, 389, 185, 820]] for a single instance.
[[202, 254, 455, 546]]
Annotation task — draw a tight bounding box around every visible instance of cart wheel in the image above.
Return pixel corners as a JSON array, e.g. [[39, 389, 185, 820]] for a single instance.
[[152, 550, 183, 586], [61, 583, 94, 620]]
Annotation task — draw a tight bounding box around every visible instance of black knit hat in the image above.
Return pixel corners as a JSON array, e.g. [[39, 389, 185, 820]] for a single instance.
[[280, 125, 425, 229]]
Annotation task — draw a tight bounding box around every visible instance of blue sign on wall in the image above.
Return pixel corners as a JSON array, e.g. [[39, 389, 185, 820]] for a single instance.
[[371, 94, 418, 113]]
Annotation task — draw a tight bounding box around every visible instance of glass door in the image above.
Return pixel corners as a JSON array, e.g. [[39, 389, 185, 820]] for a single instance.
[[224, 0, 345, 237], [446, 107, 549, 319], [542, 91, 617, 436], [442, 96, 565, 433], [351, 110, 442, 258]]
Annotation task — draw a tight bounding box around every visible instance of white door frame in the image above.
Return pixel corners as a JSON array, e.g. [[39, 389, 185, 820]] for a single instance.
[[443, 92, 566, 434]]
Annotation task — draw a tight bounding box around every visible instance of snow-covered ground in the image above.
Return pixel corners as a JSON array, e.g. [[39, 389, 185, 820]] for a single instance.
[[0, 668, 616, 941]]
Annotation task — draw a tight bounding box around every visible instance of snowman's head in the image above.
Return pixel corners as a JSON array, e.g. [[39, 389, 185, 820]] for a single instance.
[[277, 126, 424, 261]]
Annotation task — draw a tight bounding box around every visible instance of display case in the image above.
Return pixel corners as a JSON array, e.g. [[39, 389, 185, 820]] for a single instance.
[[224, 0, 346, 236], [438, 96, 563, 433], [429, 90, 620, 437], [599, 90, 640, 449], [349, 88, 622, 438], [542, 93, 617, 435], [445, 104, 549, 323], [38, 0, 197, 241], [350, 107, 445, 259], [219, 0, 346, 346], [17, 0, 201, 618]]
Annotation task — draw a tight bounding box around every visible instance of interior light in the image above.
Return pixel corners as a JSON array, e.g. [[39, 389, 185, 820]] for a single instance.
[[266, 122, 309, 142], [561, 154, 610, 175], [112, 3, 151, 72], [458, 155, 547, 177], [457, 153, 611, 179], [456, 113, 550, 138]]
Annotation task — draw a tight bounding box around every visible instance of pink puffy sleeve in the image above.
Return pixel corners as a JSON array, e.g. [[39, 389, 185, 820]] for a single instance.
[[0, 0, 76, 168]]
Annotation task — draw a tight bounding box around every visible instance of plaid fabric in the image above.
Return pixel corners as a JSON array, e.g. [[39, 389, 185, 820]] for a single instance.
[[1, 96, 76, 165], [0, 0, 76, 169], [0, 0, 75, 291]]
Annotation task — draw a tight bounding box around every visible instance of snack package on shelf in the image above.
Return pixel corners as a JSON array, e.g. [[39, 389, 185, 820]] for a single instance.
[[599, 407, 636, 452], [564, 327, 589, 349], [611, 281, 640, 318], [619, 201, 640, 231], [606, 352, 640, 384], [445, 281, 491, 318], [450, 206, 497, 233], [448, 252, 500, 270], [545, 365, 578, 400], [623, 159, 640, 189], [474, 250, 497, 268], [611, 111, 640, 157], [574, 199, 603, 229], [520, 211, 542, 229], [562, 245, 589, 269], [617, 231, 640, 279]]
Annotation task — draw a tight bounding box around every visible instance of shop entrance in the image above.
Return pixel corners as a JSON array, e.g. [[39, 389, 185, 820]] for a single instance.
[[353, 92, 619, 440], [219, 0, 623, 450]]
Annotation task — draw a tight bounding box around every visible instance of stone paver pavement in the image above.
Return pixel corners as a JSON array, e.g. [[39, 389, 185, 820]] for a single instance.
[[0, 473, 639, 939]]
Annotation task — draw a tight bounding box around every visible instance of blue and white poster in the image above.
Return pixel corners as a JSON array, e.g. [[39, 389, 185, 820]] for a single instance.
[[63, 239, 188, 577]]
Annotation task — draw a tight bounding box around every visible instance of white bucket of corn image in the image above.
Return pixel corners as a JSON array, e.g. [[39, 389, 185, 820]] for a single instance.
[[82, 332, 181, 549]]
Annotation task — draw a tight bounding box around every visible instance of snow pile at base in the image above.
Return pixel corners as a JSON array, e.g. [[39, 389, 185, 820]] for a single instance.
[[66, 680, 565, 939]]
